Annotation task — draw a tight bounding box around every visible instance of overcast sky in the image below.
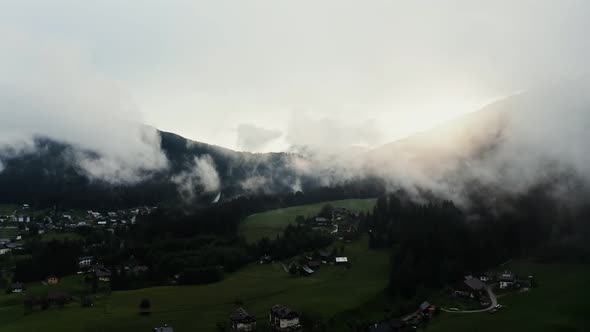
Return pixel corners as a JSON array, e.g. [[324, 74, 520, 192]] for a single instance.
[[2, 0, 590, 152]]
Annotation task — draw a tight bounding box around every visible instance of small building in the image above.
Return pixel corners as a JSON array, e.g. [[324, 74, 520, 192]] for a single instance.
[[307, 261, 321, 270], [10, 282, 25, 293], [454, 277, 486, 299], [230, 307, 257, 331], [318, 250, 331, 262], [300, 265, 314, 276], [314, 217, 329, 226], [17, 215, 30, 223], [153, 325, 174, 332], [419, 301, 436, 319], [94, 266, 112, 282], [335, 257, 348, 265], [499, 271, 516, 289], [478, 273, 492, 283], [47, 275, 59, 285], [78, 256, 94, 269], [269, 304, 301, 331], [259, 254, 272, 264]]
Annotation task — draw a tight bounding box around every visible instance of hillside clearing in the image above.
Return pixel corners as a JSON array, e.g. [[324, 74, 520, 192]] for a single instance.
[[239, 198, 376, 243]]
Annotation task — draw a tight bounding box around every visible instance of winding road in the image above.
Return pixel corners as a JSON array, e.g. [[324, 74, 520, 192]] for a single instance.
[[441, 285, 498, 313]]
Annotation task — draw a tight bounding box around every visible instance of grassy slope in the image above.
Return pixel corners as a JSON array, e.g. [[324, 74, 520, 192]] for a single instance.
[[239, 198, 376, 243], [0, 199, 387, 332], [0, 204, 19, 216], [0, 237, 389, 332], [429, 261, 590, 332]]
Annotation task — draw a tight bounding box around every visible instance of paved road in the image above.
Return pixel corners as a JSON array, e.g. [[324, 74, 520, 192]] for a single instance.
[[441, 285, 498, 313]]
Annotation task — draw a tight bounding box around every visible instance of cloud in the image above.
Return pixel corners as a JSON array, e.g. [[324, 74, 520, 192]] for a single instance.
[[172, 155, 221, 201], [0, 29, 168, 184], [239, 175, 271, 193], [236, 124, 282, 152], [355, 80, 590, 204], [286, 112, 383, 152]]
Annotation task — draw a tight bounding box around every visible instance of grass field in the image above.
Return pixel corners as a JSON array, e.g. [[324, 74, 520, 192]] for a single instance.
[[239, 198, 376, 243], [39, 232, 84, 242], [0, 236, 389, 332], [0, 204, 19, 216], [428, 260, 590, 332]]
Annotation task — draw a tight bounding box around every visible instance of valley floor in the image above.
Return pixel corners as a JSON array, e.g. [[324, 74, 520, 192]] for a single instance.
[[0, 236, 389, 332]]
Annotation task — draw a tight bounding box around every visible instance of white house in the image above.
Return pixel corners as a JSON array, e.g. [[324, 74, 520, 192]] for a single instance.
[[335, 257, 349, 264], [230, 307, 257, 331], [270, 305, 301, 331], [499, 271, 516, 289]]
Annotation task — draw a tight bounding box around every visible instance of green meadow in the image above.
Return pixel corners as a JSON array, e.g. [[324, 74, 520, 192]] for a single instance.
[[239, 198, 376, 243], [0, 199, 587, 332], [0, 236, 389, 332], [428, 261, 590, 332]]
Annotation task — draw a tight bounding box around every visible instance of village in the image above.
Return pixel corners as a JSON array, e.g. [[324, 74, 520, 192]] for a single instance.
[[0, 202, 539, 332], [0, 203, 157, 256]]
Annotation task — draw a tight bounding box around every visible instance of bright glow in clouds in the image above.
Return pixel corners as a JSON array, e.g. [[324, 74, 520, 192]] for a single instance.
[[0, 0, 590, 151], [2, 1, 590, 152]]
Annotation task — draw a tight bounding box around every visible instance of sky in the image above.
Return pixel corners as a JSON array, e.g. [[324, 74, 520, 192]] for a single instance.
[[1, 0, 590, 154]]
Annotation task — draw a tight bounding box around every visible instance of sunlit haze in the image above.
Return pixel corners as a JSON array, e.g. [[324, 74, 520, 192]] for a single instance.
[[3, 1, 589, 152]]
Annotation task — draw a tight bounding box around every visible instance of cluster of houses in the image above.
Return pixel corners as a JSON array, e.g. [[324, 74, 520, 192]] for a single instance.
[[309, 207, 361, 242], [0, 204, 31, 223], [272, 249, 349, 277], [472, 270, 534, 291], [230, 304, 302, 331], [1, 204, 156, 234], [78, 255, 149, 282], [369, 301, 437, 332], [450, 270, 535, 308], [0, 237, 23, 255]]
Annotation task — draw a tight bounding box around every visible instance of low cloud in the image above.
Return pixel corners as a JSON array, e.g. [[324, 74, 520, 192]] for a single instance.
[[286, 112, 383, 153], [0, 29, 168, 184], [172, 155, 221, 201], [240, 175, 271, 193], [282, 80, 590, 206], [236, 124, 282, 152]]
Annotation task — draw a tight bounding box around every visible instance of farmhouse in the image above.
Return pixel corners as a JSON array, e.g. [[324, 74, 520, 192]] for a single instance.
[[0, 246, 11, 255], [453, 276, 486, 298], [300, 265, 314, 276], [499, 271, 516, 289], [10, 282, 25, 293], [259, 254, 272, 264], [78, 256, 93, 269], [230, 307, 257, 331], [307, 261, 321, 270], [16, 214, 30, 223], [419, 301, 436, 319], [335, 256, 348, 265], [47, 275, 59, 285], [269, 304, 301, 331], [318, 250, 331, 262], [153, 325, 174, 332], [314, 217, 329, 225], [94, 266, 112, 282], [478, 273, 492, 283]]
